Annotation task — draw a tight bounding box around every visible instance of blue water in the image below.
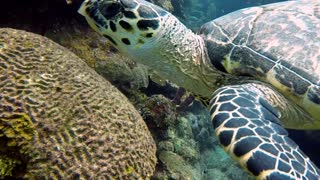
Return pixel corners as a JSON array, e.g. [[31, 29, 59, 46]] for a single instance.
[[171, 0, 288, 31], [213, 0, 288, 18]]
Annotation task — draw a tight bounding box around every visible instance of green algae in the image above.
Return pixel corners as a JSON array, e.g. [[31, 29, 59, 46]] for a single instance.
[[0, 113, 35, 153], [125, 166, 135, 175], [0, 155, 21, 178], [0, 113, 36, 178]]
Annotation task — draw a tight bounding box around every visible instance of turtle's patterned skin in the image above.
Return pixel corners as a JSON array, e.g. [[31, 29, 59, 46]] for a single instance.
[[200, 0, 320, 129], [78, 0, 320, 179], [210, 83, 319, 179]]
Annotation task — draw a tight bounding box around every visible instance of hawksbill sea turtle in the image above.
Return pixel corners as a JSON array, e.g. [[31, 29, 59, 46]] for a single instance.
[[78, 0, 320, 179]]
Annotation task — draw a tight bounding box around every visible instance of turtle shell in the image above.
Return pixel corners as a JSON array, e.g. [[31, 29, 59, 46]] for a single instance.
[[199, 0, 320, 121]]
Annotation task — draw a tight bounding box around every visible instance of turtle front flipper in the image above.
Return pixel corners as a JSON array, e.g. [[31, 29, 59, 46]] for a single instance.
[[210, 83, 320, 179]]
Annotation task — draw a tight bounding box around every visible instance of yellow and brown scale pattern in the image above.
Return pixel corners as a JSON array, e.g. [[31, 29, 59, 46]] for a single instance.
[[0, 28, 156, 179]]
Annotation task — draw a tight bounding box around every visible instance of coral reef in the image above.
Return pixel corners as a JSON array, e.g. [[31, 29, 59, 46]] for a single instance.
[[45, 21, 150, 94], [157, 151, 195, 179], [2, 0, 319, 179], [95, 54, 149, 92], [45, 23, 108, 68], [138, 93, 251, 179], [0, 113, 35, 178], [0, 113, 35, 154], [200, 148, 253, 180], [141, 95, 177, 129], [0, 155, 22, 178], [0, 28, 156, 179]]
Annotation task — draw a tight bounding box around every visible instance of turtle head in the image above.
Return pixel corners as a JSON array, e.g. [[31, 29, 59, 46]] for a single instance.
[[78, 0, 170, 59], [79, 0, 219, 98]]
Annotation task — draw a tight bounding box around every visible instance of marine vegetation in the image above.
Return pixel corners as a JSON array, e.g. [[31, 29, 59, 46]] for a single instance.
[[0, 113, 35, 178]]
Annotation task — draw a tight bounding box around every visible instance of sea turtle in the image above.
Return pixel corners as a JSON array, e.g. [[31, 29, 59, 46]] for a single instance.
[[78, 0, 320, 179]]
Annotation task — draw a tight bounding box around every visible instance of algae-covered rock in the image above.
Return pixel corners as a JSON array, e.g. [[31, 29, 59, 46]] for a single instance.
[[45, 24, 108, 68], [0, 28, 156, 179], [141, 95, 177, 129], [95, 53, 149, 90], [45, 21, 150, 94], [172, 137, 199, 163], [0, 155, 22, 178], [176, 116, 193, 139], [158, 140, 174, 152], [158, 151, 195, 179], [150, 99, 252, 179], [201, 149, 253, 180], [0, 114, 35, 153]]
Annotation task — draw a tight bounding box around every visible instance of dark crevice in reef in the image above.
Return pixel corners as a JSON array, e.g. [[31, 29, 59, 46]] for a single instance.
[[0, 0, 86, 35], [0, 137, 28, 179]]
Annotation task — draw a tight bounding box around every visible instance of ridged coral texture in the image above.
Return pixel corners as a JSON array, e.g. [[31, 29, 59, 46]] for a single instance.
[[0, 28, 156, 179]]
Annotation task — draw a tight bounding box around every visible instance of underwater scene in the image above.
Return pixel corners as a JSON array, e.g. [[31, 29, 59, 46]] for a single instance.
[[0, 0, 320, 179]]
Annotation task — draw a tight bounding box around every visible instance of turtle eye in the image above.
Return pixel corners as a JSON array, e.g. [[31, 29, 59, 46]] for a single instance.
[[99, 2, 123, 19]]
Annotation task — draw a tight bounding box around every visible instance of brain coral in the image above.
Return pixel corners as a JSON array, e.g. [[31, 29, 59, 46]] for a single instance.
[[0, 28, 156, 179]]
